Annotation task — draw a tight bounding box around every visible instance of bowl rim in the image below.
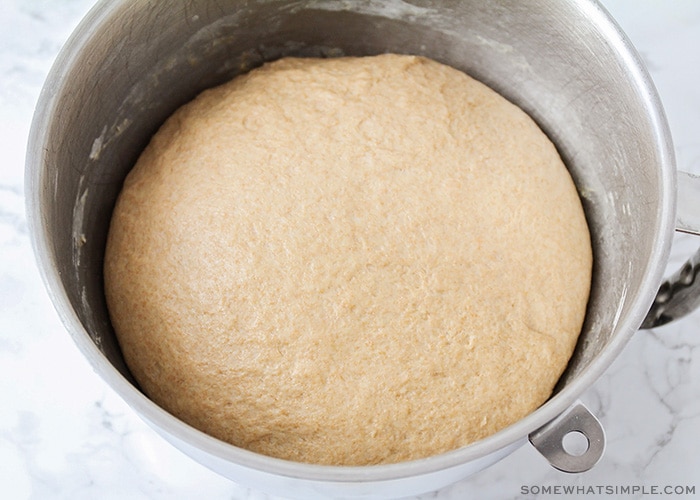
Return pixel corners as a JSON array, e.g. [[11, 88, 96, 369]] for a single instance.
[[25, 0, 676, 484]]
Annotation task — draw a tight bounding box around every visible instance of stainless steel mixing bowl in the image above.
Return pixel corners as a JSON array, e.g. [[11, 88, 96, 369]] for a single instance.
[[25, 1, 700, 498]]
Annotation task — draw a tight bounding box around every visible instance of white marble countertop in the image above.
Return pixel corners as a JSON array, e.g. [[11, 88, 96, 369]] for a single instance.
[[2, 1, 699, 499]]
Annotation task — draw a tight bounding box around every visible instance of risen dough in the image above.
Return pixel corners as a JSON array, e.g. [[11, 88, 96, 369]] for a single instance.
[[104, 54, 592, 465]]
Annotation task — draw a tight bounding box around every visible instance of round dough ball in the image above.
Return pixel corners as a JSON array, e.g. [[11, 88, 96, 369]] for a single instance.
[[104, 54, 592, 465]]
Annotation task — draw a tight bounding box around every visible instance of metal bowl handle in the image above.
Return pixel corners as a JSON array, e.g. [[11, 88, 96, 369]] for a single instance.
[[529, 401, 605, 473], [642, 170, 700, 329]]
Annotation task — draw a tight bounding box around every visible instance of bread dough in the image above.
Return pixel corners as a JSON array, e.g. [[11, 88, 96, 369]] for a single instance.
[[104, 54, 592, 465]]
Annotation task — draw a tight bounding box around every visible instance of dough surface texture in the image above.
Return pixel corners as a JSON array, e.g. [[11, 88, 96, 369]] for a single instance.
[[104, 54, 592, 465]]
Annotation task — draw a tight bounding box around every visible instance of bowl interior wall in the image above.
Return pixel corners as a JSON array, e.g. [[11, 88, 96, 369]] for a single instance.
[[40, 0, 665, 392]]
